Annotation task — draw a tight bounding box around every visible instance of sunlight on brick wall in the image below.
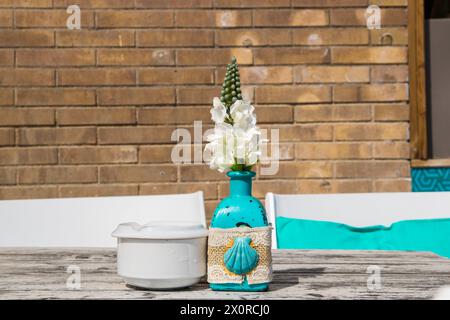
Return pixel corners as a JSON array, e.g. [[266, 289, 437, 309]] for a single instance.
[[0, 0, 410, 221]]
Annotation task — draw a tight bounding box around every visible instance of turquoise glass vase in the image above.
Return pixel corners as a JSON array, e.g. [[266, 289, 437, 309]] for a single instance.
[[209, 171, 269, 292]]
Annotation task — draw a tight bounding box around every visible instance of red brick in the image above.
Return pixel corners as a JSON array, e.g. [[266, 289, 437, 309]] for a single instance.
[[334, 123, 409, 141], [295, 142, 372, 159], [0, 50, 14, 66], [295, 104, 372, 122], [57, 69, 135, 86], [16, 89, 96, 106], [15, 9, 94, 28], [100, 165, 177, 183], [370, 28, 408, 45], [18, 127, 96, 146], [0, 30, 53, 47], [216, 29, 291, 46], [137, 30, 214, 47], [375, 179, 411, 192], [373, 141, 410, 159], [57, 108, 135, 126], [326, 180, 373, 193], [371, 0, 407, 6], [331, 47, 407, 64], [254, 48, 330, 65], [18, 166, 98, 184], [140, 182, 217, 200], [295, 66, 369, 83], [254, 10, 328, 26], [138, 107, 212, 125], [98, 127, 177, 145], [260, 162, 333, 179], [98, 49, 174, 66], [16, 49, 95, 67], [370, 65, 408, 83], [56, 30, 134, 47], [0, 128, 14, 146], [254, 179, 373, 195], [0, 108, 54, 126], [256, 86, 331, 104], [0, 68, 54, 86], [177, 49, 252, 66], [330, 8, 407, 26], [217, 66, 293, 84], [260, 142, 295, 160], [0, 9, 12, 27], [335, 161, 410, 178], [257, 106, 293, 123], [139, 68, 214, 85], [180, 165, 226, 182], [0, 89, 13, 105], [139, 145, 176, 163], [250, 180, 301, 198], [0, 168, 16, 185], [59, 184, 138, 197], [97, 10, 173, 28], [176, 10, 252, 28], [292, 0, 368, 6], [333, 84, 408, 102], [0, 147, 57, 165], [0, 0, 52, 8], [373, 103, 409, 121], [214, 0, 290, 8], [53, 0, 133, 8], [98, 88, 175, 105], [0, 186, 58, 200], [135, 0, 212, 8], [60, 146, 137, 164], [276, 125, 333, 142], [293, 28, 369, 45], [177, 87, 221, 104]]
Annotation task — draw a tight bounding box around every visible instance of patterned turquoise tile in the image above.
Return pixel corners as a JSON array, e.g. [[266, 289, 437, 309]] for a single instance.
[[412, 168, 450, 192]]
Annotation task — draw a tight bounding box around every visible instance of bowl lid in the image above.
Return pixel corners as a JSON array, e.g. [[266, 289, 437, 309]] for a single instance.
[[111, 221, 208, 240]]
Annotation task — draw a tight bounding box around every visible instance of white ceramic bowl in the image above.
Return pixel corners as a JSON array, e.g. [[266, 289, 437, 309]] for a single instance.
[[111, 221, 208, 290]]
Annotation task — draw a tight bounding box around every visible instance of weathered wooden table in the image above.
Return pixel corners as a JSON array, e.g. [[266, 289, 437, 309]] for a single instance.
[[0, 249, 449, 300]]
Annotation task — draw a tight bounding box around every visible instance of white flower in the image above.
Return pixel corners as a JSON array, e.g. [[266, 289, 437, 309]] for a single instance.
[[233, 126, 261, 166], [230, 100, 256, 131], [210, 97, 227, 124], [204, 97, 265, 172], [205, 123, 235, 172]]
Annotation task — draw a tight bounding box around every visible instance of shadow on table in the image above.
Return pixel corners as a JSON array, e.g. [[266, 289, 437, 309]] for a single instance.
[[125, 269, 326, 294], [271, 267, 326, 291]]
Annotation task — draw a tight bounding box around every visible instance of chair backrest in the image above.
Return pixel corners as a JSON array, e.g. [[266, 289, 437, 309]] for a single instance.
[[0, 192, 205, 248], [266, 192, 450, 249]]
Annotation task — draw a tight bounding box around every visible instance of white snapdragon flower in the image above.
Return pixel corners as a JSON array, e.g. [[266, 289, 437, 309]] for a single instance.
[[210, 97, 227, 124], [205, 123, 235, 172], [230, 100, 256, 131], [205, 97, 264, 172], [233, 126, 261, 166]]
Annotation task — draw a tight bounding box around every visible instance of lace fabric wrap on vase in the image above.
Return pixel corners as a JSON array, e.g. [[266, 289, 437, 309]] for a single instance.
[[207, 226, 273, 285]]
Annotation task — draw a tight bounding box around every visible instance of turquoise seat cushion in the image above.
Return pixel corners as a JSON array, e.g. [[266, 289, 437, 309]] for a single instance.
[[276, 216, 450, 258]]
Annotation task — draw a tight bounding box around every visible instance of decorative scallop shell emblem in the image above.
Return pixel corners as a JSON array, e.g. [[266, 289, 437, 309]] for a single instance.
[[223, 237, 259, 275]]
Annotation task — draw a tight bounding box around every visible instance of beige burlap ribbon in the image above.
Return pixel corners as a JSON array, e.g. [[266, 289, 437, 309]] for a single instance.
[[207, 226, 273, 285]]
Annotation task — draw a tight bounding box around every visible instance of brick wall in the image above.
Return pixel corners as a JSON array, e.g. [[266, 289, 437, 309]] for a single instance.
[[0, 0, 410, 220]]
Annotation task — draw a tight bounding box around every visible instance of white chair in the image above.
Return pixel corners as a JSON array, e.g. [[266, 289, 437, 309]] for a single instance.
[[0, 192, 205, 248], [266, 192, 450, 249]]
